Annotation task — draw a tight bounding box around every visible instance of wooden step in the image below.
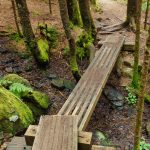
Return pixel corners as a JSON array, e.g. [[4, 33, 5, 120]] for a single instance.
[[32, 115, 78, 150], [6, 136, 31, 150], [25, 125, 92, 150]]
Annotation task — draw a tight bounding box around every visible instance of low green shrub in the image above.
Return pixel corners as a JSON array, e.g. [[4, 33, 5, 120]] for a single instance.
[[140, 139, 150, 150], [38, 23, 58, 49], [125, 87, 137, 105]]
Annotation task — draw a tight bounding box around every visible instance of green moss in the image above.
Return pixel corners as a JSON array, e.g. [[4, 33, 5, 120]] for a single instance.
[[144, 93, 150, 103], [25, 91, 50, 109], [0, 87, 34, 133], [37, 39, 49, 63], [3, 74, 30, 86], [76, 32, 93, 60], [70, 55, 79, 72], [25, 102, 44, 118], [38, 24, 58, 49], [71, 0, 82, 26]]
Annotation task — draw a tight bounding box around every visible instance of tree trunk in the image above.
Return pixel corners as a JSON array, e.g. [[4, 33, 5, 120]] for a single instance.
[[66, 0, 82, 26], [91, 0, 97, 6], [49, 0, 52, 14], [15, 0, 49, 66], [144, 0, 149, 30], [126, 0, 137, 28], [132, 0, 142, 89], [11, 0, 22, 36], [78, 0, 96, 37], [58, 0, 81, 81], [134, 27, 150, 150]]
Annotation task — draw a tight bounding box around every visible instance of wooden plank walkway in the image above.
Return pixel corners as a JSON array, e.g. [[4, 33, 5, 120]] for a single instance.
[[58, 35, 125, 130], [6, 137, 31, 150], [32, 115, 78, 150]]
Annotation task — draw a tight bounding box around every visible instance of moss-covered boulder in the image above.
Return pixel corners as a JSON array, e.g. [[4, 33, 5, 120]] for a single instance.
[[0, 87, 34, 133], [3, 74, 30, 86], [25, 91, 50, 109], [37, 39, 49, 64]]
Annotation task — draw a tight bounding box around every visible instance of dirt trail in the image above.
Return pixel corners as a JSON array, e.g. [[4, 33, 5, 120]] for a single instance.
[[100, 0, 126, 24]]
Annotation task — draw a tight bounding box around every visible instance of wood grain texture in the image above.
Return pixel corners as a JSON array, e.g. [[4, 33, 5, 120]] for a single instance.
[[58, 35, 125, 130], [32, 115, 78, 150], [92, 145, 116, 150]]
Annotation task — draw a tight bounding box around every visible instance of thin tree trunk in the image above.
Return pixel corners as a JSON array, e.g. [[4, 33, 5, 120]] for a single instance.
[[132, 0, 142, 88], [78, 0, 96, 37], [144, 0, 149, 30], [58, 0, 81, 81], [11, 0, 22, 36], [49, 0, 52, 14], [15, 0, 49, 65], [134, 27, 150, 150], [126, 0, 137, 28], [66, 0, 82, 26]]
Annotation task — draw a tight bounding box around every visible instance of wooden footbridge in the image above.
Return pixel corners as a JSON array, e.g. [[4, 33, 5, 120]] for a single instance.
[[8, 35, 126, 150]]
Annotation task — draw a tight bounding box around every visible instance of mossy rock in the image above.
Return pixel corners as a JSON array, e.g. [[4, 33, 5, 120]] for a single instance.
[[25, 91, 50, 109], [25, 102, 44, 118], [3, 74, 30, 86], [37, 39, 49, 64], [51, 78, 64, 90], [0, 87, 34, 133]]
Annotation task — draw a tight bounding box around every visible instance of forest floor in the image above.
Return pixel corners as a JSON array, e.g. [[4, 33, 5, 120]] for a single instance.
[[0, 0, 150, 149]]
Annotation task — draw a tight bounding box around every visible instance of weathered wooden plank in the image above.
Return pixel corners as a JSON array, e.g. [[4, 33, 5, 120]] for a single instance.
[[25, 125, 92, 149], [79, 36, 125, 130], [92, 145, 116, 150], [98, 40, 134, 52], [6, 136, 31, 150], [58, 45, 107, 115], [32, 115, 78, 150], [60, 46, 111, 116]]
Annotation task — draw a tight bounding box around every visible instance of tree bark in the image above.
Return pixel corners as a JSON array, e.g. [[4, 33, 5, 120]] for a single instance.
[[49, 0, 52, 14], [15, 0, 49, 65], [144, 0, 149, 30], [78, 0, 96, 37], [11, 0, 22, 36], [134, 27, 150, 150], [58, 0, 81, 81], [91, 0, 97, 6], [126, 0, 137, 28], [132, 0, 142, 89], [66, 0, 82, 26]]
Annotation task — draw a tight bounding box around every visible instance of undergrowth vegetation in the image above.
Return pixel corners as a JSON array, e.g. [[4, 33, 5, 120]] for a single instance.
[[125, 86, 137, 105], [38, 23, 58, 49], [64, 32, 93, 60], [0, 79, 32, 98], [140, 139, 150, 150]]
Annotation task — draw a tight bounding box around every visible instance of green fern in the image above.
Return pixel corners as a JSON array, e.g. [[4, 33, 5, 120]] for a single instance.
[[9, 83, 33, 98], [0, 79, 13, 87], [140, 140, 150, 150]]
